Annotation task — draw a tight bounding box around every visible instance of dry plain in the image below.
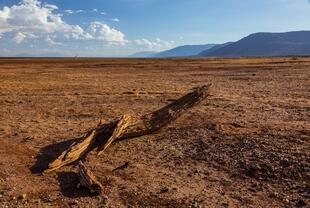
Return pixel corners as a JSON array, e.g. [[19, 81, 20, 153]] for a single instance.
[[0, 57, 309, 207]]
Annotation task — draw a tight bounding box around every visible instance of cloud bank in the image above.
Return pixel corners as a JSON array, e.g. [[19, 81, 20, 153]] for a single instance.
[[0, 0, 173, 55], [0, 0, 126, 44]]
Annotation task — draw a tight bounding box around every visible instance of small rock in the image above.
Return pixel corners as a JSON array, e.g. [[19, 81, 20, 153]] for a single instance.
[[34, 199, 41, 204], [295, 199, 306, 207], [221, 202, 229, 208], [98, 196, 108, 205], [248, 187, 257, 193], [69, 200, 79, 205], [279, 159, 290, 167], [159, 187, 169, 194], [18, 194, 26, 200], [244, 163, 260, 178], [268, 192, 277, 198], [191, 201, 202, 208]]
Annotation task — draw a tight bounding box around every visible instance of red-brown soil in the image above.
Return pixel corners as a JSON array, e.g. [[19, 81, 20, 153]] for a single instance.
[[0, 57, 309, 208]]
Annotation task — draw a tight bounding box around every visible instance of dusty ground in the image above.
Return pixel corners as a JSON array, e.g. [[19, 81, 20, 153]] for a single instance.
[[0, 57, 309, 208]]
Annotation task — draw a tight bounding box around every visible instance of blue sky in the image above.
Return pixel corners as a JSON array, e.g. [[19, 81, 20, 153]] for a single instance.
[[0, 0, 310, 56]]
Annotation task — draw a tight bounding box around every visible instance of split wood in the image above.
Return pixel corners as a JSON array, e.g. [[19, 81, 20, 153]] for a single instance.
[[77, 161, 104, 194]]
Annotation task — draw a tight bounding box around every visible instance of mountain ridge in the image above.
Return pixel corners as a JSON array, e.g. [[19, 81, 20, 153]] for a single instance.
[[200, 31, 310, 57], [153, 44, 217, 57]]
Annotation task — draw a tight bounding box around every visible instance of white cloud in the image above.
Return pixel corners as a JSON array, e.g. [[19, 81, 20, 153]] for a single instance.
[[0, 0, 126, 45], [111, 18, 120, 22], [0, 0, 71, 34], [45, 35, 62, 45], [64, 9, 84, 14], [87, 21, 125, 43], [92, 9, 106, 15], [13, 32, 26, 44], [0, 0, 175, 55], [133, 38, 174, 50], [64, 9, 73, 14], [44, 3, 58, 10]]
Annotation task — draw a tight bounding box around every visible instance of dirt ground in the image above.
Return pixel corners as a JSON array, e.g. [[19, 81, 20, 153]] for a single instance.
[[0, 57, 309, 208]]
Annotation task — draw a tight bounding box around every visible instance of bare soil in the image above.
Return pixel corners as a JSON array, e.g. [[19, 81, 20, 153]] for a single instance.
[[0, 57, 309, 208]]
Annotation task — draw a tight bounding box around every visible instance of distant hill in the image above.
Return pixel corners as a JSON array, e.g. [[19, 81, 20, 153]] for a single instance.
[[15, 52, 65, 57], [154, 44, 217, 57], [201, 31, 310, 57], [198, 42, 233, 56], [129, 51, 158, 58]]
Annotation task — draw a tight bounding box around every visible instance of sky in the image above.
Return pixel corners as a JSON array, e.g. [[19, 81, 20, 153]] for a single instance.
[[0, 0, 310, 57]]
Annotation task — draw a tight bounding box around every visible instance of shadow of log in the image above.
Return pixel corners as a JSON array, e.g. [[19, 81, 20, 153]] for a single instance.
[[30, 138, 81, 174], [56, 171, 99, 198]]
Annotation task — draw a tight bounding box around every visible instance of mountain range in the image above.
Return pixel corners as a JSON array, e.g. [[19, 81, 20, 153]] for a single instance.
[[131, 31, 310, 58], [201, 31, 310, 57], [153, 44, 217, 57]]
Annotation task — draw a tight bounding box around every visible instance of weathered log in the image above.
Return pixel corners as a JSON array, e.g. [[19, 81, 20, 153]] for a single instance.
[[43, 84, 212, 173], [44, 129, 97, 173], [77, 161, 104, 195]]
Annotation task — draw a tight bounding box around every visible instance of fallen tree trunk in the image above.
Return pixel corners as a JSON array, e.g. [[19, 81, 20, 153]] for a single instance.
[[43, 84, 212, 173]]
